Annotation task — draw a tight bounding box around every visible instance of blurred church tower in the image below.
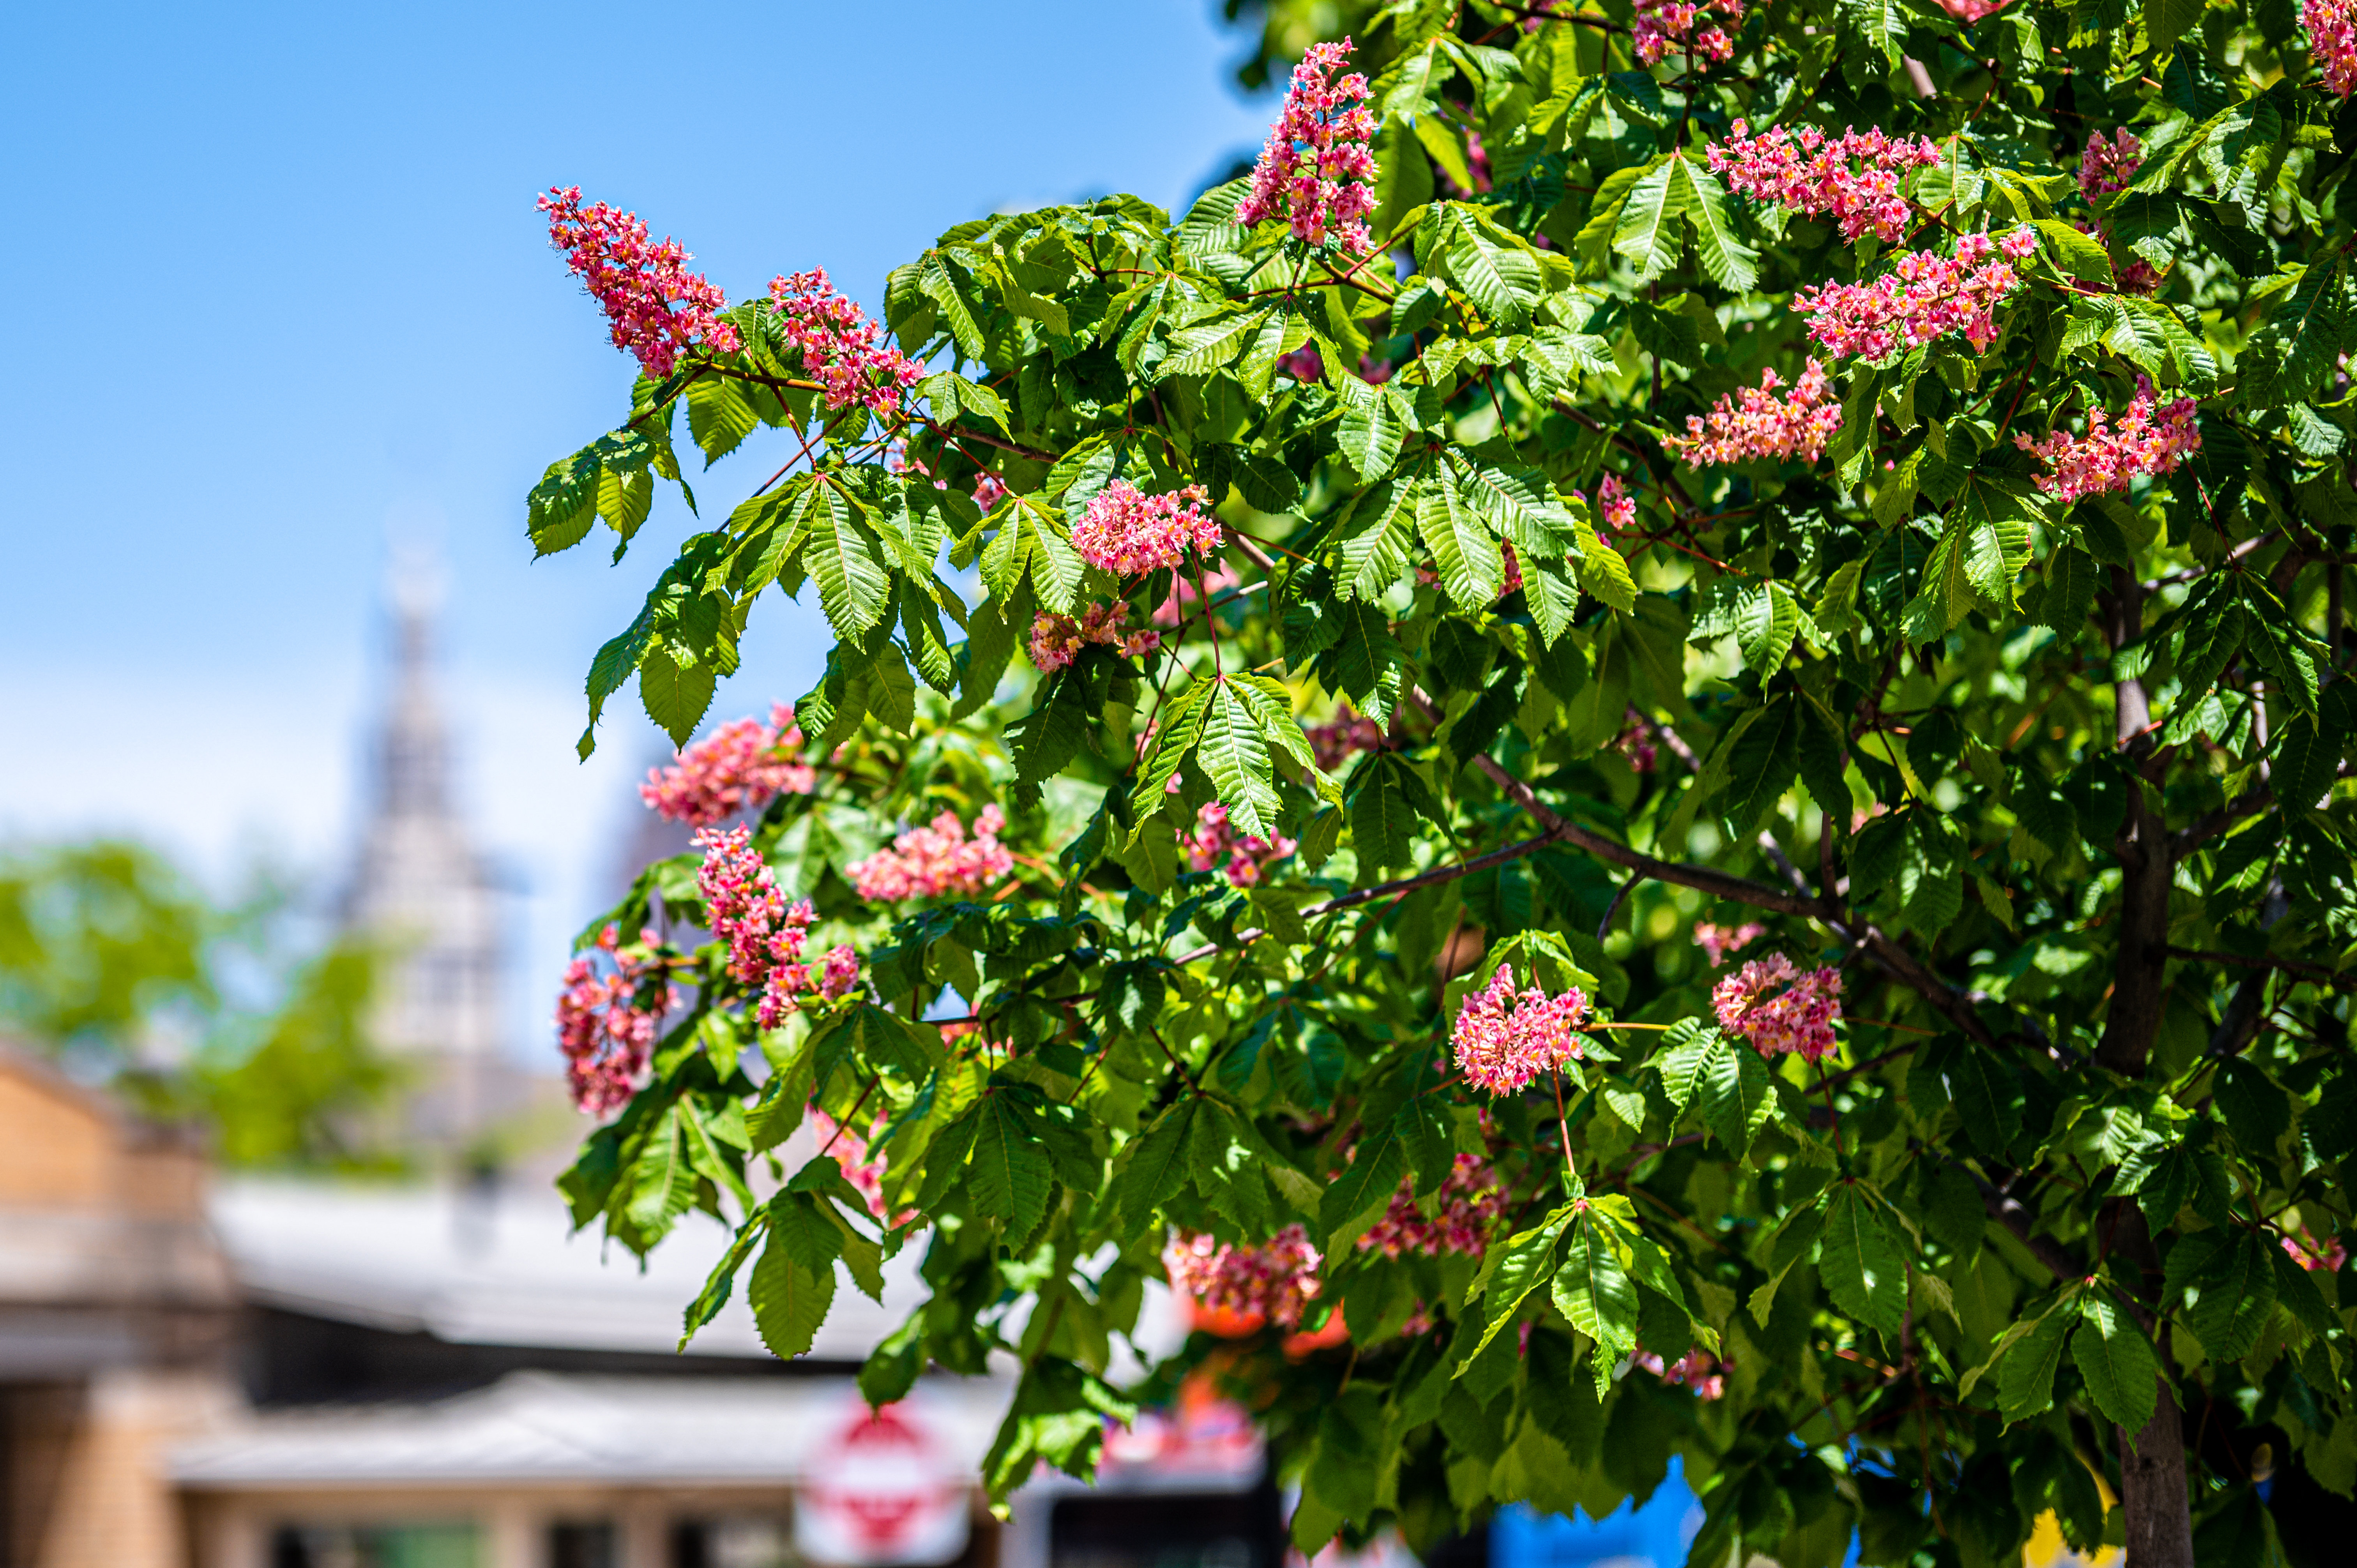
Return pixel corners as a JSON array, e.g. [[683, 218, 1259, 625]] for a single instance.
[[338, 554, 512, 1155]]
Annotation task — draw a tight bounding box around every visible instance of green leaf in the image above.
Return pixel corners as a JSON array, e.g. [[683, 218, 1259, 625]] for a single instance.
[[969, 1094, 1053, 1239], [2186, 1229, 2279, 1361], [2034, 219, 2116, 288], [1996, 1300, 2074, 1424], [1836, 0, 1906, 67], [1320, 1125, 1404, 1251], [1611, 156, 1686, 281], [1734, 582, 1802, 678], [1337, 381, 1412, 483], [1821, 1185, 1907, 1336], [1199, 680, 1283, 839], [1699, 1034, 1776, 1158], [804, 486, 893, 639], [1348, 753, 1423, 873], [2144, 0, 2204, 50], [1551, 1220, 1639, 1390], [1335, 479, 1420, 601], [2073, 1293, 2158, 1436], [1673, 156, 1759, 292], [1460, 1206, 1576, 1366], [638, 646, 717, 749], [2214, 1059, 2291, 1153], [1418, 465, 1504, 608], [748, 1230, 837, 1360]]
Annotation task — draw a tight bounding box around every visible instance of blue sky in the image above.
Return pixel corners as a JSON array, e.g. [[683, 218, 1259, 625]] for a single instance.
[[0, 0, 1273, 1058]]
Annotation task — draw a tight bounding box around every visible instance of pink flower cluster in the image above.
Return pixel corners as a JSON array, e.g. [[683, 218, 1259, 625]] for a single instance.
[[1712, 955, 1843, 1063], [767, 269, 923, 415], [2282, 1225, 2348, 1273], [694, 826, 862, 1027], [2077, 129, 2142, 200], [1693, 921, 1767, 967], [555, 925, 674, 1116], [1452, 966, 1588, 1095], [1936, 0, 2013, 18], [1072, 481, 1224, 576], [1634, 1346, 1728, 1399], [1792, 229, 2036, 360], [539, 186, 740, 378], [1178, 802, 1296, 887], [1633, 0, 1744, 65], [2308, 0, 2357, 97], [1152, 562, 1243, 628], [846, 806, 1014, 902], [2014, 376, 2201, 504], [1029, 604, 1163, 673], [1574, 473, 1638, 543], [1357, 1154, 1505, 1258], [1236, 41, 1379, 251], [1278, 344, 1325, 382], [972, 472, 1011, 511], [1705, 121, 1942, 245], [1305, 706, 1386, 770], [1164, 1225, 1323, 1327], [1614, 714, 1659, 772], [1664, 360, 1845, 467], [640, 704, 816, 827]]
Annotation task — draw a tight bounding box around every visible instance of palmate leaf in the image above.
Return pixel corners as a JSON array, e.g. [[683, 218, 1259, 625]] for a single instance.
[[748, 1224, 837, 1360], [968, 1093, 1054, 1240]]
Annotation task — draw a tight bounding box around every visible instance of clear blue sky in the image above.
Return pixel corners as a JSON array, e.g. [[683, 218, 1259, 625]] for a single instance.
[[0, 0, 1272, 1057]]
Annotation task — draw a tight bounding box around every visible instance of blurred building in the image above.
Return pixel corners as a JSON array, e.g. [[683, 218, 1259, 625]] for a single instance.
[[337, 565, 530, 1154]]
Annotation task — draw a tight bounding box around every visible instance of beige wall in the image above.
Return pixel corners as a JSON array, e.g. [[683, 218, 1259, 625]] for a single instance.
[[4, 1370, 239, 1568]]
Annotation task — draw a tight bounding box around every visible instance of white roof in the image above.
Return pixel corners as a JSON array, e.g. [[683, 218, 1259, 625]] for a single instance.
[[170, 1372, 1008, 1489], [206, 1177, 1188, 1369], [206, 1177, 901, 1361]]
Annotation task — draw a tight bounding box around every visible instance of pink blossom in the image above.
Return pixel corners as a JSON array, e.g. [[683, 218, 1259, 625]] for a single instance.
[[696, 826, 788, 983], [846, 805, 1014, 902], [1693, 921, 1767, 968], [539, 187, 740, 378], [1614, 720, 1659, 773], [1358, 1154, 1505, 1257], [2014, 375, 2201, 504], [1791, 230, 2034, 361], [1713, 955, 1843, 1063], [1633, 0, 1744, 65], [1165, 1226, 1323, 1327], [1151, 562, 1243, 628], [1304, 706, 1387, 771], [1451, 966, 1588, 1095], [1278, 344, 1325, 382], [555, 925, 675, 1116], [1936, 0, 2013, 18], [2077, 129, 2143, 200], [1028, 604, 1163, 673], [1634, 1346, 1728, 1399], [1706, 120, 1942, 245], [1071, 480, 1224, 576], [1664, 360, 1845, 468], [972, 472, 1011, 511], [1237, 41, 1380, 251], [1573, 474, 1637, 543], [2308, 0, 2357, 97], [1178, 802, 1297, 887], [640, 704, 816, 826], [2283, 1226, 2348, 1273], [766, 268, 923, 414]]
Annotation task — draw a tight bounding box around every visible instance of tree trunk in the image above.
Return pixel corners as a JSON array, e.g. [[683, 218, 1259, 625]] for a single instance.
[[2118, 1378, 2197, 1568], [2098, 567, 2198, 1564]]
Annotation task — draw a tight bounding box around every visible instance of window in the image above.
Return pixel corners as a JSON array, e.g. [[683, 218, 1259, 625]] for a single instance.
[[548, 1522, 616, 1568], [270, 1523, 482, 1568]]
